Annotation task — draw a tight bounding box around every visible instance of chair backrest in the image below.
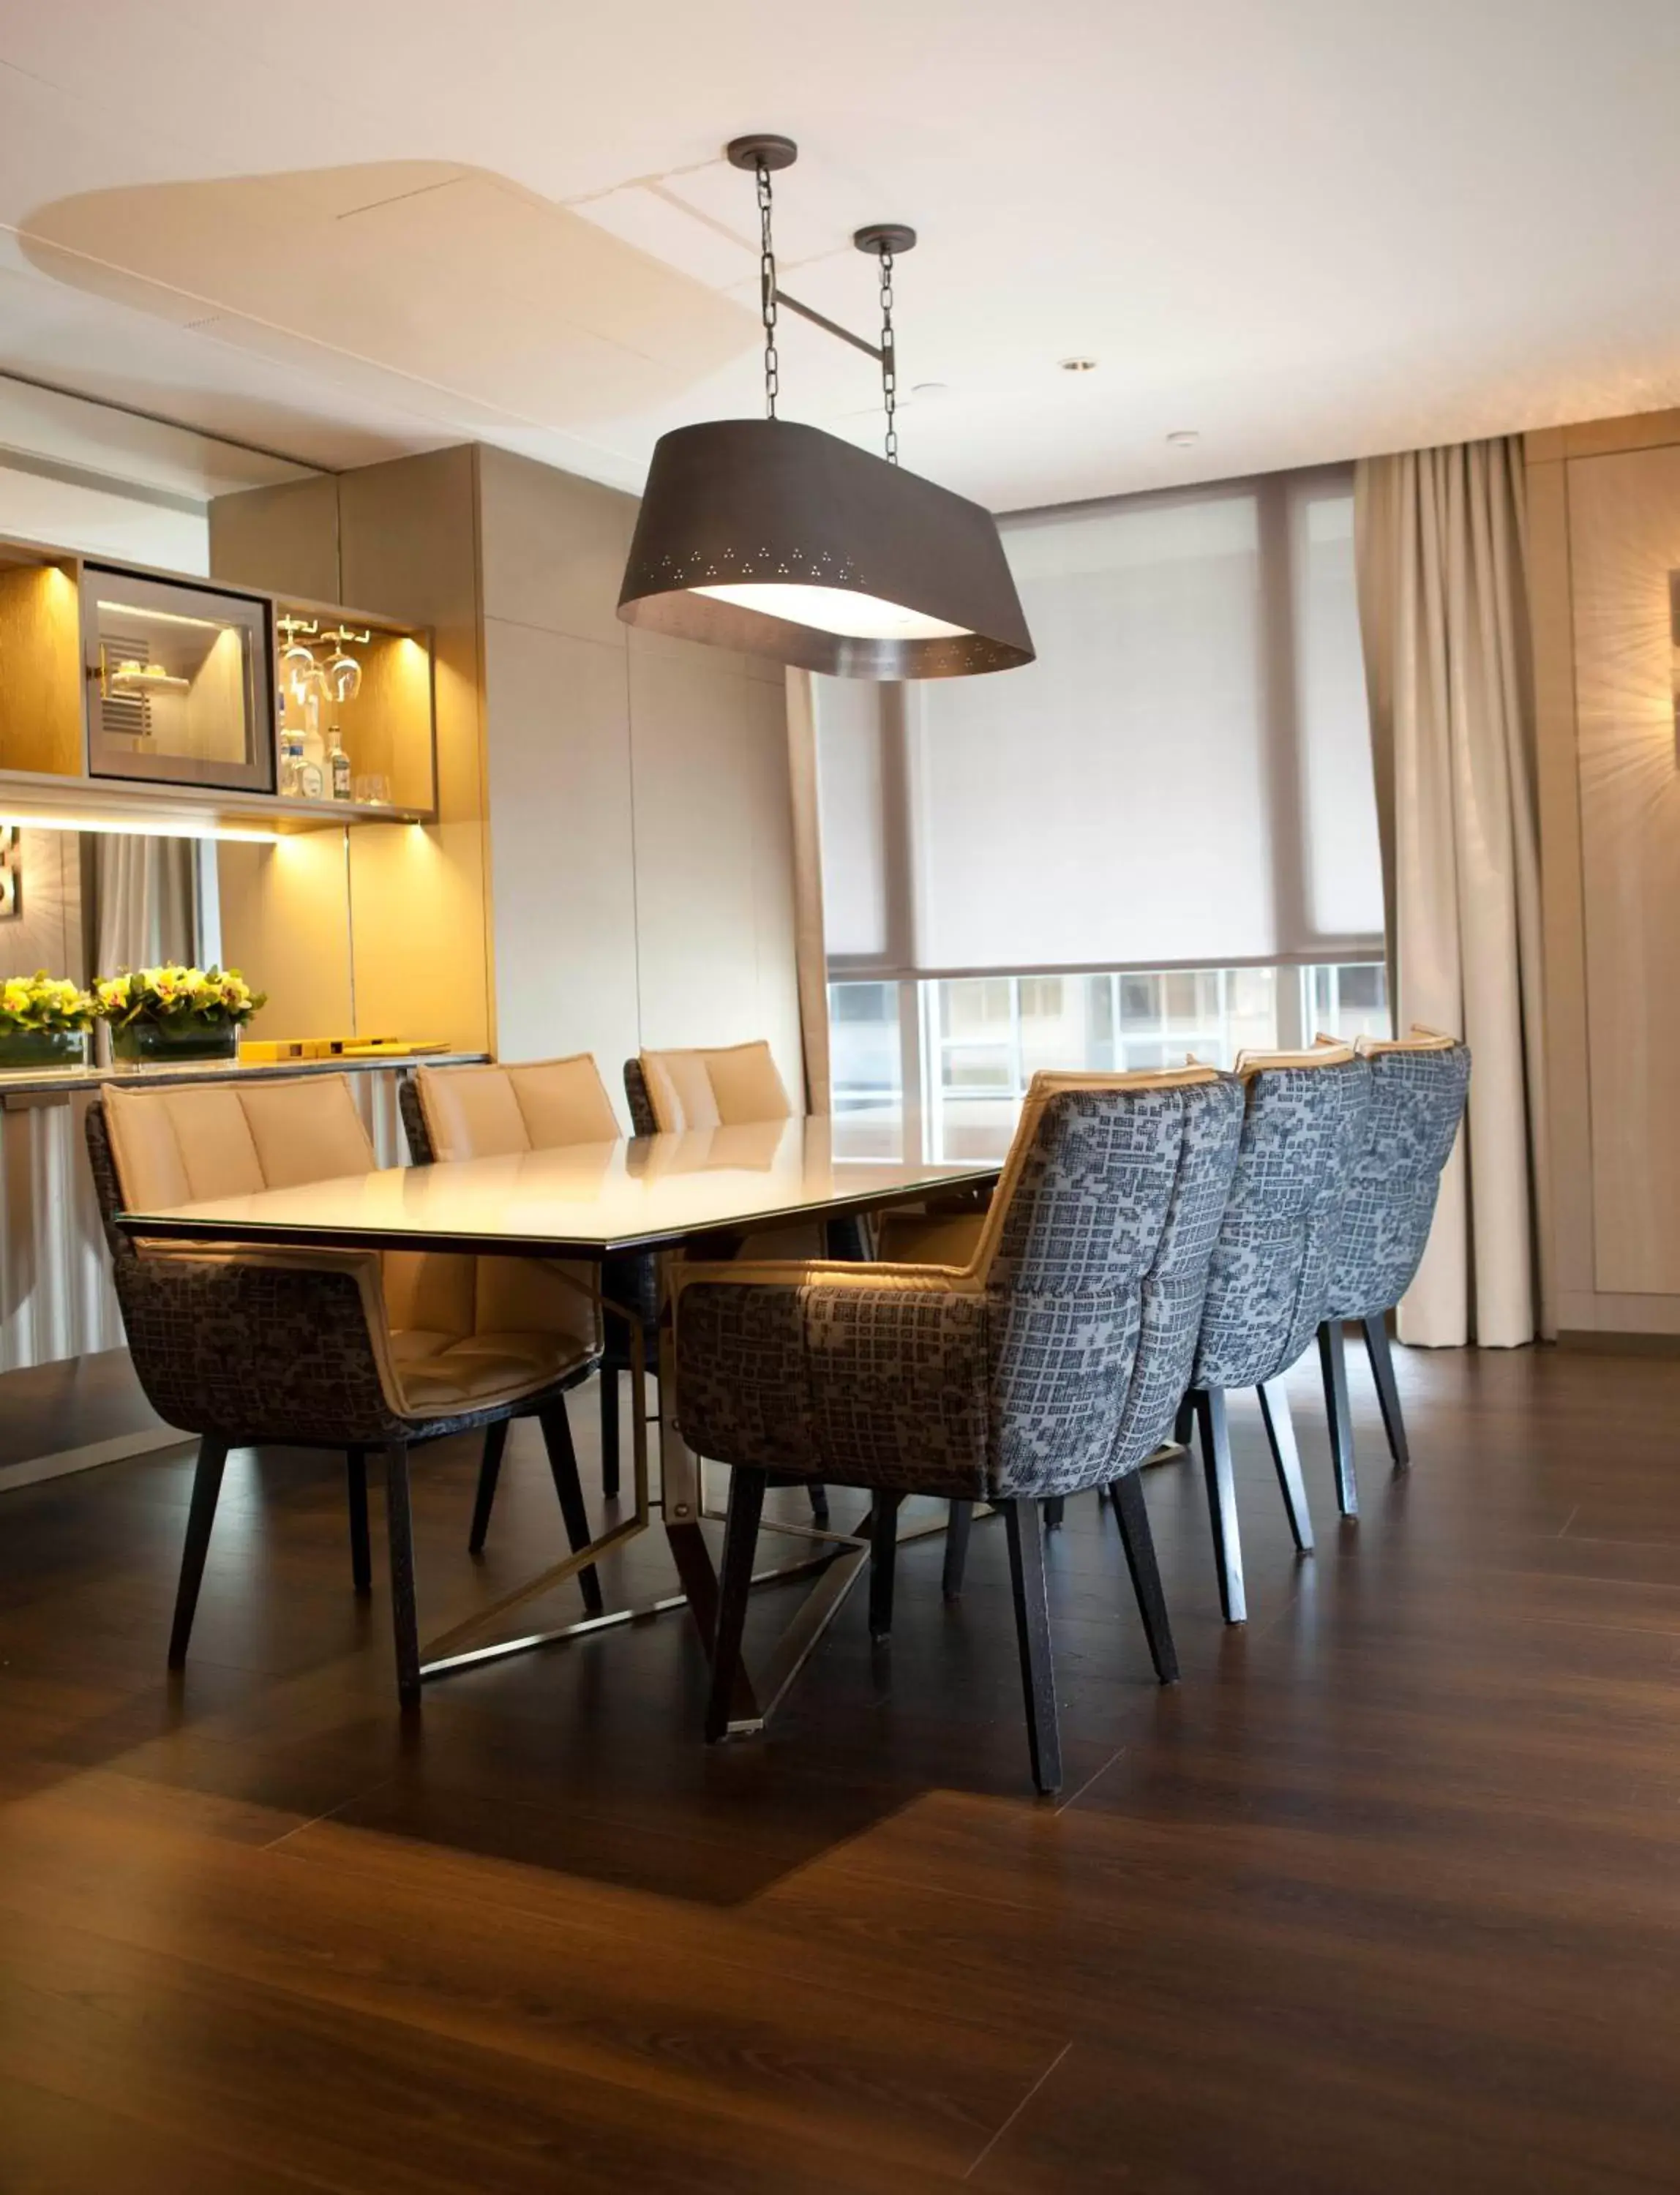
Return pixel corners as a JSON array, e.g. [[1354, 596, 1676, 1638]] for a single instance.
[[1327, 1029, 1471, 1319], [101, 1073, 378, 1218], [93, 1073, 596, 1356], [970, 1067, 1245, 1493], [633, 1040, 793, 1133], [410, 1054, 619, 1162], [1190, 1046, 1373, 1392]]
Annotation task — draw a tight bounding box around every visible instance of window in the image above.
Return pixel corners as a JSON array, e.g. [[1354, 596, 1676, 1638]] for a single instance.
[[830, 962, 1389, 1160], [816, 463, 1382, 986], [815, 459, 1387, 1157]]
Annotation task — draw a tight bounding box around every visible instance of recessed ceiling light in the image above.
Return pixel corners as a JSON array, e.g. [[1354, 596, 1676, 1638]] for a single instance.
[[1060, 356, 1098, 373], [1166, 429, 1201, 448]]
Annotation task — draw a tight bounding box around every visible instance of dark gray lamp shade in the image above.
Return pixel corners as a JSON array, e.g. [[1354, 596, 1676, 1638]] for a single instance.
[[617, 419, 1034, 679]]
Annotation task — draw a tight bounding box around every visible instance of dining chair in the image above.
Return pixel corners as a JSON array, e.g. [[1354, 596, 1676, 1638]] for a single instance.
[[671, 1065, 1246, 1793], [87, 1073, 604, 1707], [402, 1054, 654, 1527], [628, 1037, 848, 1526], [1183, 1044, 1373, 1624], [1316, 1028, 1471, 1515]]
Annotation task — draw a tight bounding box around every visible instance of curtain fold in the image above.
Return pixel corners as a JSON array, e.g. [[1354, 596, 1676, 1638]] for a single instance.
[[1354, 437, 1551, 1346], [784, 668, 832, 1114]]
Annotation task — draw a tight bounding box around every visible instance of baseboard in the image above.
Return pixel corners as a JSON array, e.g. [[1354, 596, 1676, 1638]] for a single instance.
[[0, 1425, 193, 1495], [1556, 1328, 1680, 1358]]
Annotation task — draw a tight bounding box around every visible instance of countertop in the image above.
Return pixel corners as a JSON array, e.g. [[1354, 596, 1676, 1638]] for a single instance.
[[0, 1051, 489, 1101]]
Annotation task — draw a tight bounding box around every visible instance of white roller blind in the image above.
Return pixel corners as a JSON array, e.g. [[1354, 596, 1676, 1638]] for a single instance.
[[817, 465, 1384, 978]]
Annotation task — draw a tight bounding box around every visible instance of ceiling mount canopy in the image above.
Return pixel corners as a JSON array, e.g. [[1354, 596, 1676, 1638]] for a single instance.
[[616, 134, 1033, 681]]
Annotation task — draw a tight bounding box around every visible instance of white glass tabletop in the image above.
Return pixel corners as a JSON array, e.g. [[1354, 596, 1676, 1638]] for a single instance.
[[117, 1114, 1002, 1256]]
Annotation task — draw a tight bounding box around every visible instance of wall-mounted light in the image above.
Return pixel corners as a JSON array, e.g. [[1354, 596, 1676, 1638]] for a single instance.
[[0, 825, 19, 920]]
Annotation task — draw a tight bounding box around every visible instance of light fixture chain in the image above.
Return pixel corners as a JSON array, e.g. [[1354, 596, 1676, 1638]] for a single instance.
[[878, 247, 898, 463], [757, 161, 779, 421]]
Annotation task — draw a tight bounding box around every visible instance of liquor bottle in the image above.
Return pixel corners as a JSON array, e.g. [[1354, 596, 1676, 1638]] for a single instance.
[[328, 727, 352, 802]]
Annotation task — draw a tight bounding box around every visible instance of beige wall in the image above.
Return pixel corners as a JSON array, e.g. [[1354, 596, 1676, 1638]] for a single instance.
[[476, 446, 800, 1117], [1526, 413, 1680, 1340], [210, 444, 801, 1119]]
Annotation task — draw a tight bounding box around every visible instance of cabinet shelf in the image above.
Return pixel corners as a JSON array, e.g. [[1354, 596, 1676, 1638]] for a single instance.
[[0, 535, 438, 837]]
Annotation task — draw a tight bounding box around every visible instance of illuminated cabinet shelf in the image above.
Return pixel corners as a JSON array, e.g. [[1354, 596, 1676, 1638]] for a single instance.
[[0, 534, 437, 836]]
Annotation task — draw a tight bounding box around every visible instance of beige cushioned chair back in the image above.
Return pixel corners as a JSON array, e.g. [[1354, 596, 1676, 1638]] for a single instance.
[[105, 1073, 595, 1358], [416, 1054, 619, 1161], [640, 1040, 792, 1133], [104, 1075, 377, 1212]]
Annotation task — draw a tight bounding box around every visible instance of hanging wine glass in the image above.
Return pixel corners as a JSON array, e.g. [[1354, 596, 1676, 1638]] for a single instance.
[[325, 645, 362, 704]]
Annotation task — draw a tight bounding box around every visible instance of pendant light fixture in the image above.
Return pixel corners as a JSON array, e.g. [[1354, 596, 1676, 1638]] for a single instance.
[[617, 135, 1033, 680]]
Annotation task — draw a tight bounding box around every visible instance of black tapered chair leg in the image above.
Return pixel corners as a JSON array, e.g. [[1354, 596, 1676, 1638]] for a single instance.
[[383, 1441, 421, 1709], [1173, 1393, 1196, 1447], [705, 1467, 767, 1742], [1256, 1378, 1315, 1553], [1044, 1496, 1066, 1529], [1193, 1387, 1247, 1624], [808, 1483, 830, 1526], [869, 1490, 902, 1640], [346, 1447, 372, 1594], [1004, 1500, 1062, 1795], [1319, 1318, 1359, 1517], [538, 1401, 603, 1616], [1109, 1469, 1178, 1681], [1361, 1313, 1410, 1469], [942, 1498, 974, 1599], [467, 1419, 508, 1555], [599, 1358, 621, 1501], [168, 1434, 230, 1668]]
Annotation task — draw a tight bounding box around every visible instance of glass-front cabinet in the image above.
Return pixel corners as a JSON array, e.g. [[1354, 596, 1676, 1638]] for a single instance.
[[83, 570, 274, 793], [0, 535, 437, 830]]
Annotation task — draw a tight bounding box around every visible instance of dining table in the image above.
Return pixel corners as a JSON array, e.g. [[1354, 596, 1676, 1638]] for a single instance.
[[116, 1111, 1004, 1732]]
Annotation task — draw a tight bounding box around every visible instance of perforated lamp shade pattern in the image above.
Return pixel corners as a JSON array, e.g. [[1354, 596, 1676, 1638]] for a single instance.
[[617, 419, 1035, 680]]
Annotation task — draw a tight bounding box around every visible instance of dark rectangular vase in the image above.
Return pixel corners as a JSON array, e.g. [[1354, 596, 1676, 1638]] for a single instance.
[[110, 1021, 239, 1066], [0, 1027, 89, 1070]]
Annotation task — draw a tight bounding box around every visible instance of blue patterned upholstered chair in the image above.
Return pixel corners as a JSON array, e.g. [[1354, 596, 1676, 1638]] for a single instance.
[[402, 1054, 652, 1529], [86, 1073, 604, 1707], [1316, 1029, 1471, 1515], [1185, 1046, 1373, 1624], [672, 1066, 1245, 1793]]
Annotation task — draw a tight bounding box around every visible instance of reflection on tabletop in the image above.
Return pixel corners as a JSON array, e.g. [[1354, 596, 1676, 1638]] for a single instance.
[[120, 1113, 1004, 1247]]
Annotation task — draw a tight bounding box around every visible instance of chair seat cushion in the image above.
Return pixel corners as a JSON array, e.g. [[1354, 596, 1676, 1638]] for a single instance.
[[391, 1326, 591, 1413]]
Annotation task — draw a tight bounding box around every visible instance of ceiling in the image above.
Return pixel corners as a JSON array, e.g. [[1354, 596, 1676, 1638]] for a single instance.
[[3, 0, 1680, 513]]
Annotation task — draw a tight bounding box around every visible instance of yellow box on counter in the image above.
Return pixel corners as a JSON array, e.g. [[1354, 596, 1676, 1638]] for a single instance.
[[239, 1038, 334, 1062], [240, 1036, 453, 1064]]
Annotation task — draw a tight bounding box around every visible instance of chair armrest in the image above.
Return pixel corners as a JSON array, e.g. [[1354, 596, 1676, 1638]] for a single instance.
[[116, 1244, 409, 1445], [675, 1267, 990, 1497]]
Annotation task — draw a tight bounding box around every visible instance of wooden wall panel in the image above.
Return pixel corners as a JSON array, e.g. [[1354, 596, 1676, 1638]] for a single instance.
[[1564, 441, 1680, 1296], [338, 448, 492, 1057], [207, 475, 340, 602], [1527, 406, 1680, 1337]]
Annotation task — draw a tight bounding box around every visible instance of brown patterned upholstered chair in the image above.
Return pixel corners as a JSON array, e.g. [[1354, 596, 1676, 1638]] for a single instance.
[[87, 1073, 603, 1707], [402, 1054, 653, 1526], [672, 1066, 1247, 1793], [626, 1038, 845, 1525]]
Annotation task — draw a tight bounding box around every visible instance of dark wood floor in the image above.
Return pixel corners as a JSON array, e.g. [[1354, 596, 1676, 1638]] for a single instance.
[[2, 1343, 1679, 2192]]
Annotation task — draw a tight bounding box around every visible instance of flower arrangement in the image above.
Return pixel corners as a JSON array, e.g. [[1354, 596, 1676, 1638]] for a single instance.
[[94, 964, 266, 1032], [0, 971, 97, 1033]]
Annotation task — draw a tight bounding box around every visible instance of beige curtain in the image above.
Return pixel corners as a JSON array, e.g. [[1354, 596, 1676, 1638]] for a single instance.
[[784, 668, 832, 1114], [1354, 437, 1551, 1346], [94, 834, 200, 978]]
